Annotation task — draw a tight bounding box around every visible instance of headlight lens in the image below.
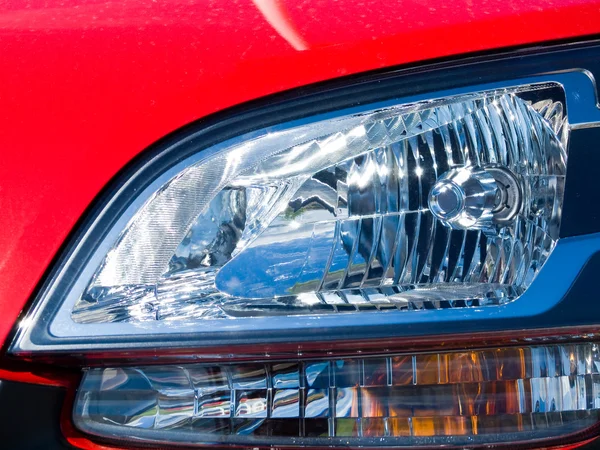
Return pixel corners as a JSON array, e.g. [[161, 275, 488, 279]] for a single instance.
[[72, 84, 567, 324]]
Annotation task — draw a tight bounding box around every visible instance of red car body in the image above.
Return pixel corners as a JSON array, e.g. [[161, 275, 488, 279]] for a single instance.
[[1, 1, 600, 448]]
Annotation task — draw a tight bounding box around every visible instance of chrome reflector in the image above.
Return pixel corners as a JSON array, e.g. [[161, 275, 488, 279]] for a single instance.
[[72, 83, 567, 323]]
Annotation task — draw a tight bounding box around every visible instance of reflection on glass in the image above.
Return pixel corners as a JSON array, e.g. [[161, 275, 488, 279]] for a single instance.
[[231, 364, 267, 389], [335, 387, 359, 418], [76, 342, 600, 444], [305, 388, 329, 418], [271, 363, 300, 388], [272, 389, 300, 418], [235, 390, 268, 418], [197, 390, 230, 418]]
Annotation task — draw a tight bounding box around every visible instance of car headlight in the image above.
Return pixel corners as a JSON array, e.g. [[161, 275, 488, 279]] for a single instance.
[[10, 43, 600, 449], [72, 83, 566, 324]]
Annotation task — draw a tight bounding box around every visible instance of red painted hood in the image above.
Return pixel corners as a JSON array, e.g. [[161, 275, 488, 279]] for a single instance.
[[0, 0, 599, 346]]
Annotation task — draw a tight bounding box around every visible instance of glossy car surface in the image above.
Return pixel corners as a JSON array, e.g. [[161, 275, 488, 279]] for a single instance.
[[2, 1, 600, 448], [1, 0, 600, 348]]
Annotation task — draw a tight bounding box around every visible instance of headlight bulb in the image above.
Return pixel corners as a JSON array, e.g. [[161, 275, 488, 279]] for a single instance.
[[428, 166, 523, 231]]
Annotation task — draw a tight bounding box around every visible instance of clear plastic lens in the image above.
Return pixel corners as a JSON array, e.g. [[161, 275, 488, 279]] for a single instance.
[[74, 343, 600, 447], [72, 85, 568, 323]]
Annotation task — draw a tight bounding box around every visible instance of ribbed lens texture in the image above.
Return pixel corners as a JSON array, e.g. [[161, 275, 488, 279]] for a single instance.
[[73, 86, 567, 323], [74, 343, 600, 446]]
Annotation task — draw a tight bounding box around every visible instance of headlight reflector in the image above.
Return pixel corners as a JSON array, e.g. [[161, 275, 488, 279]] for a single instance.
[[72, 84, 567, 324]]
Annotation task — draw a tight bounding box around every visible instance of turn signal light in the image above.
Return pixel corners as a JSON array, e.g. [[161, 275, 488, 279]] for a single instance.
[[74, 342, 600, 447]]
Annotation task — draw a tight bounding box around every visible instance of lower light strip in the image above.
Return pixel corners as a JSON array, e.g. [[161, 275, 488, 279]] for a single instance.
[[73, 342, 600, 447]]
